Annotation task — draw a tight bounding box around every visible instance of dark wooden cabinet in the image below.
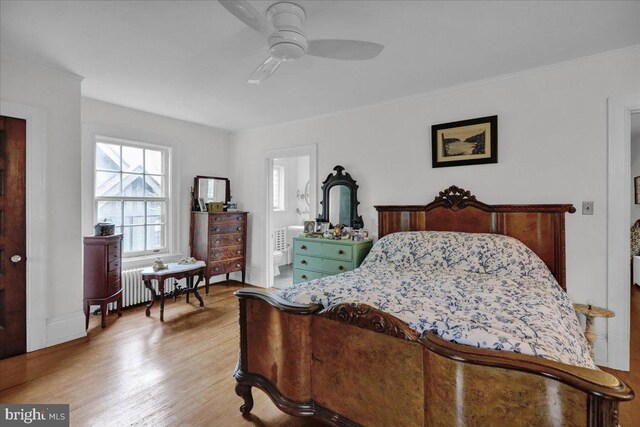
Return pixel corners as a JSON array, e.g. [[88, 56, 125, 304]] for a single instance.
[[83, 234, 123, 329], [190, 212, 248, 291]]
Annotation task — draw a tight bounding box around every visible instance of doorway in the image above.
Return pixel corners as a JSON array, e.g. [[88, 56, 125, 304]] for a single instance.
[[263, 145, 317, 289], [607, 94, 640, 371], [0, 116, 27, 358]]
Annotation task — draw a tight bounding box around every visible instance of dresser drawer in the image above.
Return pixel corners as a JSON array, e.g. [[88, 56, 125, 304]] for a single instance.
[[294, 240, 353, 261], [210, 213, 246, 224], [108, 259, 121, 272], [108, 242, 121, 255], [209, 223, 245, 234], [210, 246, 244, 261], [293, 268, 327, 284], [210, 233, 245, 247], [209, 259, 244, 276], [295, 256, 353, 275], [107, 279, 121, 296]]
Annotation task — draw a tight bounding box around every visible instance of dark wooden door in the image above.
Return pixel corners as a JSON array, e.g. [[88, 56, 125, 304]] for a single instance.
[[0, 116, 27, 358]]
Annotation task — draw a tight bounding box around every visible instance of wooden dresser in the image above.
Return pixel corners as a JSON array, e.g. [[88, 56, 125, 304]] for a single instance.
[[83, 234, 123, 329], [292, 237, 373, 284], [190, 211, 248, 291]]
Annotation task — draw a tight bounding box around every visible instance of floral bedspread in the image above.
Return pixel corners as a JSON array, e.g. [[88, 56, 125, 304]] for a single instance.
[[278, 231, 595, 369]]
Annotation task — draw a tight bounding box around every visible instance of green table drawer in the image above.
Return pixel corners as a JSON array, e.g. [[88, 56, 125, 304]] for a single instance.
[[295, 255, 353, 275], [293, 240, 353, 261], [292, 268, 327, 284]]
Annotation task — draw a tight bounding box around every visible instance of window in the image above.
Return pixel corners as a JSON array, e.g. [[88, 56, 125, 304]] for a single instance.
[[273, 165, 285, 211], [94, 136, 170, 257]]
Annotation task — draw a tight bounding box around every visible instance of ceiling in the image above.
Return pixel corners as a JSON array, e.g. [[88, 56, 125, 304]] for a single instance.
[[1, 1, 639, 131]]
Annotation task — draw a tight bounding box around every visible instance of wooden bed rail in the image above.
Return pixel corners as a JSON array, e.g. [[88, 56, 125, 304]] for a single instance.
[[234, 289, 633, 426]]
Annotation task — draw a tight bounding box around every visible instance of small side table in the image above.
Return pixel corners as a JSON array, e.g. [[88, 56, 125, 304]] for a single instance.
[[142, 261, 206, 322], [573, 303, 615, 359]]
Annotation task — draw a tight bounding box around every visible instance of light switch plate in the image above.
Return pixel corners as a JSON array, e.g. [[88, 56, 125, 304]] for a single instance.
[[582, 201, 594, 215]]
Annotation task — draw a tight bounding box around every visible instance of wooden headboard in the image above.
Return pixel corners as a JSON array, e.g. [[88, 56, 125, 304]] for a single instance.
[[374, 186, 576, 290]]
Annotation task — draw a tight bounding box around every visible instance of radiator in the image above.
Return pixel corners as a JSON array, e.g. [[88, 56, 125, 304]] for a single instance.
[[274, 227, 287, 252], [110, 267, 184, 309]]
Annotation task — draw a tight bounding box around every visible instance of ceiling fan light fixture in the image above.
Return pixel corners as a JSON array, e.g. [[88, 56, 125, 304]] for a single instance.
[[268, 30, 308, 60]]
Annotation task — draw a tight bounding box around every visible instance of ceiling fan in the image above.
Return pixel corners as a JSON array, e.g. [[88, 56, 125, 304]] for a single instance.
[[219, 0, 384, 84]]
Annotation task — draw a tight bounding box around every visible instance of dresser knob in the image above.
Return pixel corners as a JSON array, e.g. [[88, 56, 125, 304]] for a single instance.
[[301, 275, 307, 279], [237, 238, 242, 242], [214, 267, 219, 271], [236, 216, 241, 220], [236, 264, 241, 268], [215, 240, 220, 244], [301, 260, 307, 265], [215, 227, 221, 232], [301, 245, 307, 250], [237, 251, 241, 255], [338, 250, 344, 255], [216, 217, 221, 221], [338, 265, 344, 271], [237, 227, 242, 231]]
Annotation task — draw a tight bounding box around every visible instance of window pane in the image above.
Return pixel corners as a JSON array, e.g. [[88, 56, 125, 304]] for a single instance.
[[124, 201, 145, 225], [273, 168, 279, 209], [96, 171, 121, 196], [123, 226, 145, 253], [97, 201, 122, 226], [146, 225, 164, 250], [145, 175, 164, 197], [96, 143, 120, 171], [145, 149, 163, 175], [122, 173, 145, 197], [147, 201, 165, 224], [122, 146, 143, 173]]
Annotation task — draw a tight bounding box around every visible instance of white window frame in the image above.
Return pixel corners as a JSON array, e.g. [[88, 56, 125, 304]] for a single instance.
[[273, 164, 286, 211], [93, 135, 172, 258]]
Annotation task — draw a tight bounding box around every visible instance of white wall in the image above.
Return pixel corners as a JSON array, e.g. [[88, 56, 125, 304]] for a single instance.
[[81, 98, 231, 270], [0, 57, 84, 347], [231, 47, 640, 364], [630, 114, 640, 225]]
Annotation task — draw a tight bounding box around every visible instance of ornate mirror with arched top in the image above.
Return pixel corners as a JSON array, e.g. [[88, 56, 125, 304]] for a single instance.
[[316, 165, 363, 229]]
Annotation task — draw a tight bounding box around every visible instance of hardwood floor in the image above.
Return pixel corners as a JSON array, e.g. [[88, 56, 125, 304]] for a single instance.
[[602, 284, 640, 426], [0, 283, 324, 426], [1, 282, 638, 426]]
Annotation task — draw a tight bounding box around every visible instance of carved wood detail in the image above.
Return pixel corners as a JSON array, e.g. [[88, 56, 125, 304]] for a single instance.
[[432, 185, 490, 211], [319, 303, 420, 341]]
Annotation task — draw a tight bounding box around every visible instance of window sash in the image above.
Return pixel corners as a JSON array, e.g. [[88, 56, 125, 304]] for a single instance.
[[94, 136, 171, 258]]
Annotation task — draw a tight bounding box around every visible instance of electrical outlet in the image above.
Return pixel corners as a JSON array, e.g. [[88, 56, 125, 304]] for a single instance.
[[582, 201, 594, 215]]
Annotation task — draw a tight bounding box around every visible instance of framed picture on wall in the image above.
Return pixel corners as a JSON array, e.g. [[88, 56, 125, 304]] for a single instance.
[[432, 115, 498, 168], [635, 177, 640, 204]]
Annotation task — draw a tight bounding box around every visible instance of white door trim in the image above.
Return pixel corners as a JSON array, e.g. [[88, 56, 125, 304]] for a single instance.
[[262, 144, 317, 288], [1, 100, 48, 352], [607, 93, 640, 370]]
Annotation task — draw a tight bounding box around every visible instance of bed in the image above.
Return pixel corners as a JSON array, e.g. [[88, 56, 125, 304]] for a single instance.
[[233, 186, 633, 426]]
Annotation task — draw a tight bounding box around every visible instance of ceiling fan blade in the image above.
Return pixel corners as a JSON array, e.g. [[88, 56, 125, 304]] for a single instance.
[[218, 0, 276, 37], [307, 40, 384, 61], [247, 56, 282, 85]]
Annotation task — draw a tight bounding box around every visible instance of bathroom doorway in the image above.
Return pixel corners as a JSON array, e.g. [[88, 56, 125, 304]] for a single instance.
[[271, 156, 311, 288], [263, 145, 317, 289]]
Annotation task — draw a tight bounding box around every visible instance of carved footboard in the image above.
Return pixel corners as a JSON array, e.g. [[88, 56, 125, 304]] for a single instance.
[[234, 289, 633, 426]]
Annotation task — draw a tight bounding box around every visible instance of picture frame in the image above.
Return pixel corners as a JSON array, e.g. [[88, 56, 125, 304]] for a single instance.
[[635, 177, 640, 204], [432, 115, 498, 168], [318, 222, 330, 233], [197, 198, 207, 212], [303, 221, 316, 234]]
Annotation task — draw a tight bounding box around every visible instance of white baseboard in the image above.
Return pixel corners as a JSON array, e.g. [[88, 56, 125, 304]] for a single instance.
[[46, 311, 86, 347]]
